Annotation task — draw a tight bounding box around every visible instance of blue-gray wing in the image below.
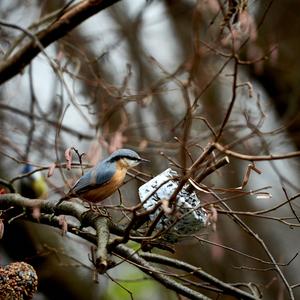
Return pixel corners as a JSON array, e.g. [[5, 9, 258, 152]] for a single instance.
[[71, 161, 116, 194]]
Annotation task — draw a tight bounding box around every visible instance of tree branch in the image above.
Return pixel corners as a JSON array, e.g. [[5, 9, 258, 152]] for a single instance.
[[0, 0, 120, 85], [0, 193, 260, 299], [214, 142, 300, 161], [114, 245, 212, 300], [140, 252, 259, 300]]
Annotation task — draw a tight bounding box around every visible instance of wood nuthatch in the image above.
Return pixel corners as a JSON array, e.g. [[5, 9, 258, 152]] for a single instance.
[[59, 148, 148, 205]]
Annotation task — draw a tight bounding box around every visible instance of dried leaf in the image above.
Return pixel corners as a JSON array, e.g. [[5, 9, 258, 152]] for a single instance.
[[206, 0, 220, 13], [207, 204, 218, 231], [58, 215, 68, 236], [270, 44, 279, 66], [210, 205, 218, 223], [0, 188, 7, 194], [161, 199, 172, 215], [47, 163, 56, 177], [141, 94, 153, 106], [56, 50, 64, 62], [139, 139, 148, 151], [32, 207, 41, 220], [87, 140, 103, 166], [65, 147, 73, 170], [108, 131, 127, 153], [0, 219, 4, 239]]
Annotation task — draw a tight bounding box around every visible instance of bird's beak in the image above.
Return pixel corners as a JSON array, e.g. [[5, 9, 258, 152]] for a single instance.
[[140, 157, 150, 163]]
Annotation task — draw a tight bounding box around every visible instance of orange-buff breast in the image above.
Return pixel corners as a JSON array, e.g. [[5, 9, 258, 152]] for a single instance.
[[82, 167, 127, 203]]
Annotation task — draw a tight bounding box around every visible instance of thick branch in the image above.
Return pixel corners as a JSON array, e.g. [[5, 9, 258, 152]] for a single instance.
[[114, 245, 211, 300], [0, 0, 120, 85], [140, 252, 259, 300], [29, 213, 212, 299], [0, 193, 260, 299], [214, 142, 300, 161], [94, 216, 110, 272]]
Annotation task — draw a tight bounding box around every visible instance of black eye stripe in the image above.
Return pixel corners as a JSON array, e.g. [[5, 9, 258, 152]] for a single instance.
[[124, 156, 140, 161], [111, 155, 140, 162]]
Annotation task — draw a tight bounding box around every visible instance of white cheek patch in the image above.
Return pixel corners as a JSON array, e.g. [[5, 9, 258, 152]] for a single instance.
[[132, 160, 140, 167], [125, 158, 140, 167]]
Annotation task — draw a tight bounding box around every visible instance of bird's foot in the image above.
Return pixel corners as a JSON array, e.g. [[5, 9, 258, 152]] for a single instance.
[[95, 206, 110, 218], [85, 203, 111, 220]]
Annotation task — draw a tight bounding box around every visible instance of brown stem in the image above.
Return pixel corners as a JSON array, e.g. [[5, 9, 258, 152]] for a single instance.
[[0, 0, 120, 84]]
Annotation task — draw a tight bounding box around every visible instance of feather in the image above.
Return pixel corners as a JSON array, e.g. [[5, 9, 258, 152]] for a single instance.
[[71, 160, 116, 194]]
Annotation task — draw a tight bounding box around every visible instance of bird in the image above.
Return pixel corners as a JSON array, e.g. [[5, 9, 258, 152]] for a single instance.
[[58, 148, 148, 206], [18, 164, 48, 199]]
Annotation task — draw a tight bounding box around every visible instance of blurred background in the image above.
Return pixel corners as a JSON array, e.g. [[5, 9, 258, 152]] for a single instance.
[[1, 0, 300, 299]]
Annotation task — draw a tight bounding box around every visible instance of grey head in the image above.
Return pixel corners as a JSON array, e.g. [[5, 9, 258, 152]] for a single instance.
[[106, 148, 149, 168]]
